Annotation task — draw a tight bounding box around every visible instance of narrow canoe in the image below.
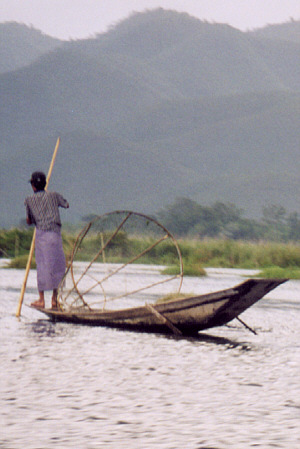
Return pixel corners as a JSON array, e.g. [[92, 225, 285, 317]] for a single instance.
[[34, 278, 286, 336]]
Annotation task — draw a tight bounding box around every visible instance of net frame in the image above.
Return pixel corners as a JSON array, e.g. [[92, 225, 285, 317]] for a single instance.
[[58, 210, 184, 311]]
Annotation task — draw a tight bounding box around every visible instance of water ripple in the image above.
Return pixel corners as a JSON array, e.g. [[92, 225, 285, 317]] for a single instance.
[[1, 267, 299, 448]]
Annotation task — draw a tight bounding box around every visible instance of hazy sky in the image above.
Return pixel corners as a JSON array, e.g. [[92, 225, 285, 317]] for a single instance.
[[1, 0, 299, 40]]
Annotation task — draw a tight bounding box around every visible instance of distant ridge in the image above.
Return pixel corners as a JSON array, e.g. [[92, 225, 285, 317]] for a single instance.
[[0, 22, 62, 74], [250, 19, 300, 44], [0, 10, 299, 227]]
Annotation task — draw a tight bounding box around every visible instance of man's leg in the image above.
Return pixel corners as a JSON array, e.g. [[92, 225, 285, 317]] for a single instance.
[[31, 291, 45, 308], [52, 289, 58, 309]]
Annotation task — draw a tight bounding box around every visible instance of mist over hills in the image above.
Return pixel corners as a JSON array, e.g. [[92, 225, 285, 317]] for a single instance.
[[0, 22, 62, 74], [250, 19, 300, 44], [1, 10, 299, 228]]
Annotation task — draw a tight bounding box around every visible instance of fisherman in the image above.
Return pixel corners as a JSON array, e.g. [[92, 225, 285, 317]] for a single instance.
[[25, 171, 69, 309]]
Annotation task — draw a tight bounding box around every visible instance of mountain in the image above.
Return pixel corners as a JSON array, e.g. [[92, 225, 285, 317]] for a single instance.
[[0, 22, 62, 74], [0, 10, 299, 228], [250, 19, 300, 44]]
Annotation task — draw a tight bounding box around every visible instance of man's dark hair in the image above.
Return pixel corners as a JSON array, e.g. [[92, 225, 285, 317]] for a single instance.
[[29, 171, 46, 191]]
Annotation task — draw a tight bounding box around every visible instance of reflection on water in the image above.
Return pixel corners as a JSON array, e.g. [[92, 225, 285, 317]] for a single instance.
[[0, 264, 299, 448]]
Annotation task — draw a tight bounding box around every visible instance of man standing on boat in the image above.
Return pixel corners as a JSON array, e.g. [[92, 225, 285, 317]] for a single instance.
[[24, 171, 69, 309]]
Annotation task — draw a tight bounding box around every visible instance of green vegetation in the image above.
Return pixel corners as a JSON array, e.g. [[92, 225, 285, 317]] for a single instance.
[[2, 227, 300, 278], [0, 228, 34, 258], [72, 232, 182, 265], [157, 198, 300, 242], [0, 228, 73, 269], [178, 238, 300, 269], [6, 255, 36, 269], [163, 263, 206, 277], [258, 266, 300, 280]]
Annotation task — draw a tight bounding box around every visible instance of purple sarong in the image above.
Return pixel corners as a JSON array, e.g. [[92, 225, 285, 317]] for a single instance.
[[35, 229, 66, 291]]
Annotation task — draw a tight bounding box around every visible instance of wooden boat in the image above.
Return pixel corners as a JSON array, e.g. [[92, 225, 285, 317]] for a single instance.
[[34, 278, 286, 336]]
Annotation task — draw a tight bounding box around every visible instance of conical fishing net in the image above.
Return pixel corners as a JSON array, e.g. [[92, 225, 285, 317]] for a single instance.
[[58, 211, 183, 311]]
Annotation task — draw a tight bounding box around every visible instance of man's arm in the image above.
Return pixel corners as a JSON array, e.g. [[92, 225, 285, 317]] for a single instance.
[[25, 200, 35, 225], [56, 192, 69, 209]]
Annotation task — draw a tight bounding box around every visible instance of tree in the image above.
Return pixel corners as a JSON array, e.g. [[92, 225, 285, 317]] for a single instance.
[[262, 204, 286, 226], [157, 197, 205, 235], [211, 202, 243, 226], [287, 212, 300, 241], [262, 204, 287, 240]]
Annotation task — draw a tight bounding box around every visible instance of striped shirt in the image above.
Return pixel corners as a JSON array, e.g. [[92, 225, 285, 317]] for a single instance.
[[25, 191, 69, 233]]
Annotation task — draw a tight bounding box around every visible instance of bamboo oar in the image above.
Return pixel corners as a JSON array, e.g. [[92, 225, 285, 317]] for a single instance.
[[16, 137, 61, 317]]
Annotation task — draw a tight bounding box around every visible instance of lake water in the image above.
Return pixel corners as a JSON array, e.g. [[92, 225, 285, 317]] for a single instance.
[[1, 262, 299, 448]]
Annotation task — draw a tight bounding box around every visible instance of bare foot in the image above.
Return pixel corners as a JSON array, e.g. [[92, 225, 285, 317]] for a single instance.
[[31, 300, 45, 308]]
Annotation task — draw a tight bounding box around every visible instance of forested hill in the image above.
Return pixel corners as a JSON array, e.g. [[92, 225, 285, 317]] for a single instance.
[[1, 10, 299, 228], [0, 22, 62, 74], [250, 19, 300, 43]]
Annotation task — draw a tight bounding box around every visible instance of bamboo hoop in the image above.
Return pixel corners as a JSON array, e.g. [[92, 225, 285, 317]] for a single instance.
[[58, 211, 184, 311], [16, 137, 61, 317]]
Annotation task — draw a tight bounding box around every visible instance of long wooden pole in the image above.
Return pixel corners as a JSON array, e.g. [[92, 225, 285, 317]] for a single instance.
[[16, 137, 61, 317], [145, 304, 182, 336]]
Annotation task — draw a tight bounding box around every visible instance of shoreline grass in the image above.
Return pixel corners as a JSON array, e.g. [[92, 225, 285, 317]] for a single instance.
[[5, 254, 36, 269], [2, 232, 300, 279], [257, 266, 300, 280]]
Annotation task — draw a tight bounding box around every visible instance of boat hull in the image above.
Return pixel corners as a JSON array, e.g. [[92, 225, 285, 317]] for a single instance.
[[36, 279, 286, 335]]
